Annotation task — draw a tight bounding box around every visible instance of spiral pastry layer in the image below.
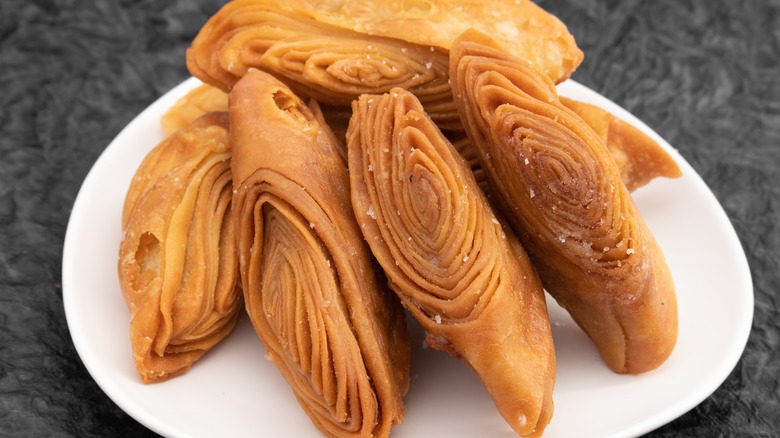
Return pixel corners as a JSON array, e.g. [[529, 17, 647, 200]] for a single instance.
[[446, 97, 683, 194], [188, 0, 585, 132], [450, 30, 677, 374], [347, 88, 555, 437], [161, 83, 229, 135], [285, 0, 583, 84], [187, 0, 457, 129], [119, 112, 241, 383], [229, 69, 409, 438], [559, 97, 682, 191]]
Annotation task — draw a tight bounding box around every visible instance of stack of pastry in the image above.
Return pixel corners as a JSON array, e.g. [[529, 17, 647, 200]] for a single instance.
[[449, 29, 678, 374], [185, 0, 584, 131], [229, 69, 409, 437], [347, 87, 555, 436], [118, 112, 241, 383], [117, 0, 682, 436]]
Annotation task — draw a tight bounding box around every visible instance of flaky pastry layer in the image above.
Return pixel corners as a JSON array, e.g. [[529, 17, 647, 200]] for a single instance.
[[450, 30, 678, 374], [347, 88, 555, 436], [119, 112, 241, 383], [187, 0, 582, 130], [230, 69, 409, 438]]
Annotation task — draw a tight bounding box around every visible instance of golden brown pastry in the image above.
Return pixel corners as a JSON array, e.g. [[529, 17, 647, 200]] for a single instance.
[[448, 131, 488, 191], [446, 99, 682, 194], [187, 0, 456, 128], [560, 97, 682, 191], [158, 83, 680, 195], [302, 0, 583, 83], [187, 0, 582, 130], [229, 69, 409, 438], [450, 30, 677, 374], [119, 112, 241, 383], [347, 88, 555, 437], [159, 82, 355, 153], [160, 83, 228, 135], [307, 99, 349, 165]]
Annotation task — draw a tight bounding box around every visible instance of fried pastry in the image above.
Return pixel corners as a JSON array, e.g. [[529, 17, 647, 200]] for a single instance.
[[448, 132, 488, 191], [301, 0, 583, 83], [347, 88, 555, 436], [118, 112, 241, 383], [187, 0, 582, 130], [450, 30, 677, 374], [560, 97, 682, 191], [187, 0, 456, 128], [229, 69, 409, 438], [161, 83, 228, 135], [159, 81, 681, 196], [445, 99, 682, 194]]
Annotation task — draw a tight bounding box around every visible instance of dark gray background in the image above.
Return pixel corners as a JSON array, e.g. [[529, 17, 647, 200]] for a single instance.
[[1, 0, 777, 436]]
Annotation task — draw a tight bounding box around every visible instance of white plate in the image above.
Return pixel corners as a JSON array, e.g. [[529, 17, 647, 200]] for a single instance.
[[63, 77, 754, 438]]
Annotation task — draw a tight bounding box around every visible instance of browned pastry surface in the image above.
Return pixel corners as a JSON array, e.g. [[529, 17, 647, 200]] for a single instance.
[[166, 83, 681, 196], [560, 97, 682, 192], [186, 0, 582, 131], [118, 112, 241, 383], [285, 0, 583, 84], [160, 83, 229, 135], [229, 69, 409, 438], [450, 29, 678, 374], [347, 87, 555, 436]]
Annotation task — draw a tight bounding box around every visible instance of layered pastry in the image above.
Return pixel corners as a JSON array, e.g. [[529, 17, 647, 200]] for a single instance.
[[450, 30, 678, 374], [118, 112, 241, 383], [161, 83, 229, 135], [229, 69, 409, 437], [162, 83, 680, 196], [448, 97, 682, 192], [347, 88, 555, 436], [559, 97, 681, 191], [187, 0, 583, 130]]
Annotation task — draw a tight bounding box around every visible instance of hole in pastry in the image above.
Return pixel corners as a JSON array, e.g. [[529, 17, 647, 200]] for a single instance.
[[133, 232, 161, 290], [272, 90, 311, 124]]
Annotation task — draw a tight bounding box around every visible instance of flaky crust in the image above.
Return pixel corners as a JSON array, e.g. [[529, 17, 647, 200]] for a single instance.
[[293, 0, 583, 83], [560, 97, 682, 191], [229, 69, 409, 438], [187, 0, 582, 130], [118, 112, 241, 383], [159, 83, 681, 198], [347, 88, 555, 436], [450, 30, 677, 374], [187, 0, 456, 128], [160, 83, 229, 135]]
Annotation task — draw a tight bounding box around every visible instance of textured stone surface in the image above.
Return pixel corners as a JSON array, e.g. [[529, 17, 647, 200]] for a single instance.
[[0, 0, 777, 436]]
